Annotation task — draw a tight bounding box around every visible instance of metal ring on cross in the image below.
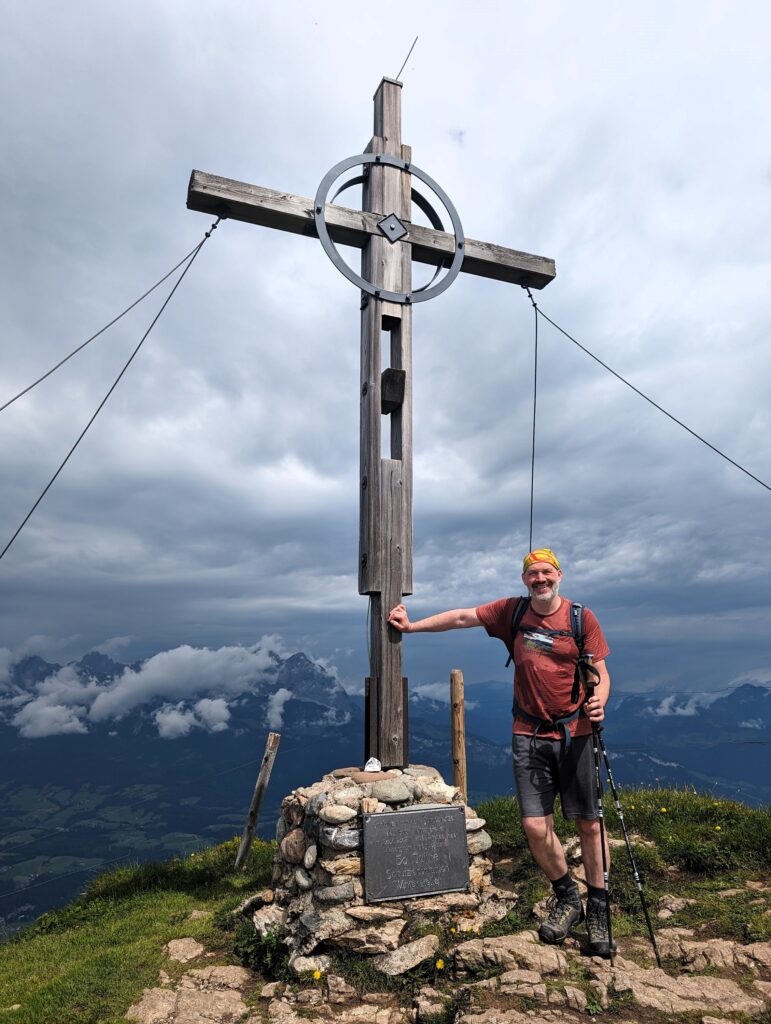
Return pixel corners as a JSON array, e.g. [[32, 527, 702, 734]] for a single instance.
[[313, 153, 465, 305]]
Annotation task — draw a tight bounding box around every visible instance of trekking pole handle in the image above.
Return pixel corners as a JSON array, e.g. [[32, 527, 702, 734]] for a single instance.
[[580, 652, 599, 701]]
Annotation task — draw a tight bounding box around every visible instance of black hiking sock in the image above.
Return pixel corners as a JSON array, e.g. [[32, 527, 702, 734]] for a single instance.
[[552, 872, 580, 900], [587, 884, 607, 903]]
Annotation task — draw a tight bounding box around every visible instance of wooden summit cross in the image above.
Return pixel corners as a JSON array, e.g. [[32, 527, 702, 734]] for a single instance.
[[187, 78, 555, 770]]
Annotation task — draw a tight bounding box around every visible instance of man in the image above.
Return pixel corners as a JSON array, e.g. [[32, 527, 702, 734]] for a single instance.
[[388, 548, 614, 957]]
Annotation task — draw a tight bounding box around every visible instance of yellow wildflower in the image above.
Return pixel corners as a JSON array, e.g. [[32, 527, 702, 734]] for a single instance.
[[450, 927, 456, 934], [313, 970, 322, 980], [715, 826, 721, 832], [435, 959, 445, 971], [660, 807, 668, 813]]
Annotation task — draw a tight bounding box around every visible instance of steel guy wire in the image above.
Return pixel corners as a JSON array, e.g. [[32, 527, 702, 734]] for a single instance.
[[525, 288, 538, 550], [0, 240, 209, 415], [528, 297, 771, 494], [395, 35, 419, 81], [0, 218, 220, 564]]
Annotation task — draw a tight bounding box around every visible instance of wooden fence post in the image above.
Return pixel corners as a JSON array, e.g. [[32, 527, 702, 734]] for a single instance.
[[450, 669, 467, 803], [234, 731, 281, 870]]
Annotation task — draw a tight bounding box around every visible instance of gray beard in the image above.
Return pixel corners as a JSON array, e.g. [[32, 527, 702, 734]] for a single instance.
[[529, 580, 560, 603]]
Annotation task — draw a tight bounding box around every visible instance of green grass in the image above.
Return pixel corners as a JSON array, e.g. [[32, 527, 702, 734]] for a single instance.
[[0, 838, 273, 1024], [1, 788, 770, 1024], [606, 787, 771, 872], [478, 787, 771, 945], [479, 786, 771, 873]]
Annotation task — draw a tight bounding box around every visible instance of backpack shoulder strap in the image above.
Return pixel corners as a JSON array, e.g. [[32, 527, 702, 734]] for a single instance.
[[570, 602, 585, 653], [570, 602, 590, 704], [505, 597, 530, 667]]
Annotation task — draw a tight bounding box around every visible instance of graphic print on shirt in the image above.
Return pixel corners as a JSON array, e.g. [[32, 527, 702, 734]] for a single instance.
[[521, 630, 556, 654]]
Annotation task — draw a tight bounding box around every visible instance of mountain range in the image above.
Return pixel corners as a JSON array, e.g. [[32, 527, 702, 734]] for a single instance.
[[1, 645, 769, 934]]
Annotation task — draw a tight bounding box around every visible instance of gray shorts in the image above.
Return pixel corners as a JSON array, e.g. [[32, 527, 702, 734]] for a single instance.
[[512, 733, 599, 820]]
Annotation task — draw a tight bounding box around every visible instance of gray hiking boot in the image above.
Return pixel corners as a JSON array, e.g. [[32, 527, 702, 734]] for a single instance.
[[538, 891, 584, 944], [586, 896, 617, 958]]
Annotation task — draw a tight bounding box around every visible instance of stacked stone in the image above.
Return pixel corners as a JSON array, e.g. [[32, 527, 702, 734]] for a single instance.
[[251, 764, 515, 974]]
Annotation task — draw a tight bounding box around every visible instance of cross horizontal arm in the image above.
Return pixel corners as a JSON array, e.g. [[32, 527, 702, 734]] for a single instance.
[[188, 170, 556, 290]]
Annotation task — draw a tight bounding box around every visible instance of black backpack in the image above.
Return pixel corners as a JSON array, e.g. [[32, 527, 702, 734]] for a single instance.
[[506, 597, 585, 665], [506, 597, 589, 717]]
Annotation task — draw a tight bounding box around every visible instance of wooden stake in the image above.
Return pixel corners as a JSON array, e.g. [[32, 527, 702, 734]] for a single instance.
[[234, 731, 281, 870], [450, 669, 467, 803]]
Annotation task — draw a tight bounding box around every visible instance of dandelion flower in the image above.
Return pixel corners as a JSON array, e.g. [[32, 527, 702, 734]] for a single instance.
[[435, 959, 445, 971], [715, 826, 721, 832], [660, 807, 668, 813], [313, 970, 322, 980], [450, 927, 456, 934]]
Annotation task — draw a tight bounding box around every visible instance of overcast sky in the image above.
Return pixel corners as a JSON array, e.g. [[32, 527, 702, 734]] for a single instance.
[[1, 1, 770, 712]]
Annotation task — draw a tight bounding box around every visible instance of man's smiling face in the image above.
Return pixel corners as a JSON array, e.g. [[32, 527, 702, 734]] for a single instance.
[[522, 561, 563, 603]]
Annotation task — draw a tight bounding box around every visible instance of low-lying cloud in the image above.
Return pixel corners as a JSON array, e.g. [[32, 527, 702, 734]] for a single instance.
[[647, 693, 721, 717], [14, 700, 89, 739], [8, 637, 287, 739], [0, 648, 13, 690], [89, 640, 283, 722], [153, 697, 231, 739], [266, 688, 293, 730]]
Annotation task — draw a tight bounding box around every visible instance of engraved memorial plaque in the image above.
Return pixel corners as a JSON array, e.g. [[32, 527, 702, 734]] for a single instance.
[[363, 803, 470, 902]]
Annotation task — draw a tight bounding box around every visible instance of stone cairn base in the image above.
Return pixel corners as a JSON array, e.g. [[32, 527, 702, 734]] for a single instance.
[[244, 764, 517, 976]]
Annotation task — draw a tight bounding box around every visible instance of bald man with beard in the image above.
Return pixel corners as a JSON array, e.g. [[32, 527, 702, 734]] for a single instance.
[[388, 548, 615, 958]]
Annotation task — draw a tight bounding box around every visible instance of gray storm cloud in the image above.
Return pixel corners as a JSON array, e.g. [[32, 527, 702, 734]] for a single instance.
[[0, 2, 769, 702]]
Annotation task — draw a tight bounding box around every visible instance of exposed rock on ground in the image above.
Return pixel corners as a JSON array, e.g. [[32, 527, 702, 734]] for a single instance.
[[164, 938, 206, 963], [124, 779, 771, 1024], [126, 924, 771, 1024], [126, 965, 253, 1024]]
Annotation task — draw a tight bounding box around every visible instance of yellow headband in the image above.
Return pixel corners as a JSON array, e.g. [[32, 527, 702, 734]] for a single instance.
[[523, 548, 561, 572]]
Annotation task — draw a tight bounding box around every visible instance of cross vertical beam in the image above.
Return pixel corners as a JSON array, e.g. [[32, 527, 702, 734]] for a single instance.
[[361, 78, 412, 768], [185, 78, 557, 770]]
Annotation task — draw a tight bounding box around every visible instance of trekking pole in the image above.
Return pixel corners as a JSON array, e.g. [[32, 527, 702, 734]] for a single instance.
[[581, 655, 615, 965], [580, 655, 662, 968], [594, 728, 662, 967]]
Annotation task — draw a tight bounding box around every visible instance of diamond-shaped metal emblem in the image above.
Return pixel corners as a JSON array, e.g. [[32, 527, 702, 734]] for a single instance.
[[377, 213, 408, 244]]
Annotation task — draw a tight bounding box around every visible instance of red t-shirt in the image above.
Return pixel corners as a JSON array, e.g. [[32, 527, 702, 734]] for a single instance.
[[475, 596, 610, 739]]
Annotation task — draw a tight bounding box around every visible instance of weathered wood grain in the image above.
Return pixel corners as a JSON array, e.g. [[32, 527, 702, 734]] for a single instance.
[[187, 171, 556, 289], [364, 677, 378, 763], [376, 457, 405, 768], [360, 80, 411, 767], [359, 299, 381, 595], [388, 308, 412, 596], [450, 670, 467, 803], [187, 77, 558, 772], [373, 77, 402, 143], [234, 731, 281, 870]]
